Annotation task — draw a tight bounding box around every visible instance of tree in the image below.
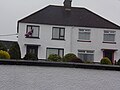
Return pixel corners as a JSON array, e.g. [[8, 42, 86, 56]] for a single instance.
[[0, 43, 7, 51], [9, 43, 21, 59]]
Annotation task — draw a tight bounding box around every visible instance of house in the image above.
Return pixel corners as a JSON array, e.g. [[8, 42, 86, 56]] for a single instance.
[[18, 0, 120, 63]]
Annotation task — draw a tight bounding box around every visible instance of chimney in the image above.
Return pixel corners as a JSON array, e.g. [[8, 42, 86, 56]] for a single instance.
[[63, 0, 72, 10]]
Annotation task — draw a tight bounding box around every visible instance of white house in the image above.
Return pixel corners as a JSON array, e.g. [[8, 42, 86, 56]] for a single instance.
[[18, 0, 120, 63]]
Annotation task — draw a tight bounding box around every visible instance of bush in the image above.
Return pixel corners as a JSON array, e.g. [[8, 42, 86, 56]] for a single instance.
[[9, 43, 21, 59], [70, 57, 83, 63], [48, 54, 61, 62], [63, 53, 77, 62], [100, 57, 112, 65], [0, 50, 10, 59], [23, 53, 38, 60], [117, 59, 120, 65], [0, 43, 7, 51]]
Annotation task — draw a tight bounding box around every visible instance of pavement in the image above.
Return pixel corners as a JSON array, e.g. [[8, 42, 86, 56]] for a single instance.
[[0, 65, 120, 90]]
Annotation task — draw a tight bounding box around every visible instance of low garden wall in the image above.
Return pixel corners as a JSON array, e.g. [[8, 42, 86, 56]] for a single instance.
[[0, 59, 120, 71]]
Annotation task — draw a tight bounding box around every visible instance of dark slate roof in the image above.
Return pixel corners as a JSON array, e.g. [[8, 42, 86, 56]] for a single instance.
[[18, 5, 120, 29]]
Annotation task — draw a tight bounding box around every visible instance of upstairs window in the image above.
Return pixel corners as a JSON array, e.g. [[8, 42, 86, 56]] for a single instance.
[[52, 27, 65, 40], [25, 25, 39, 38], [78, 50, 94, 62], [78, 29, 91, 41], [103, 31, 116, 42]]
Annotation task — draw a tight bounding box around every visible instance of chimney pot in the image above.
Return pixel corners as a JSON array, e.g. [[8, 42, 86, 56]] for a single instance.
[[63, 0, 72, 9]]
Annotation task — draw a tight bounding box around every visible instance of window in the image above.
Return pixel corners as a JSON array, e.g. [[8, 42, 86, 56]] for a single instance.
[[46, 48, 64, 58], [25, 25, 39, 38], [52, 27, 65, 40], [103, 31, 116, 42], [26, 45, 38, 56], [78, 50, 94, 62], [78, 29, 91, 41]]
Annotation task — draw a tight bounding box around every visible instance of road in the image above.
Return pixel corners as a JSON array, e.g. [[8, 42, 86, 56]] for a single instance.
[[0, 65, 120, 90]]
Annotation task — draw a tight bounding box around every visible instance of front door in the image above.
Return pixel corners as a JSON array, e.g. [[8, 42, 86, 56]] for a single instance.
[[103, 50, 114, 64], [26, 45, 38, 57]]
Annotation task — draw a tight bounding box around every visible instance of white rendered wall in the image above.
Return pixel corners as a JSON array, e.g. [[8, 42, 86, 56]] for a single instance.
[[18, 23, 120, 62], [18, 23, 72, 59], [71, 27, 120, 62]]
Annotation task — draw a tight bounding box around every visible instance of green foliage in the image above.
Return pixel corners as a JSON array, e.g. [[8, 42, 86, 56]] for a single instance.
[[0, 50, 10, 59], [70, 57, 83, 63], [9, 43, 21, 59], [63, 53, 77, 62], [84, 61, 93, 64], [0, 43, 7, 51], [100, 57, 112, 65], [23, 53, 38, 60], [48, 54, 61, 62], [117, 59, 120, 65]]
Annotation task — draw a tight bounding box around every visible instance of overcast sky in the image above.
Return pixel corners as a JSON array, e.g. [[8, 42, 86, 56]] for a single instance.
[[0, 0, 120, 41]]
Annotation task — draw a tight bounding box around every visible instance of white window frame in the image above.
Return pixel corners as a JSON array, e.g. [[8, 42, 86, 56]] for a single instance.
[[78, 50, 94, 62], [103, 30, 116, 42], [78, 29, 91, 41]]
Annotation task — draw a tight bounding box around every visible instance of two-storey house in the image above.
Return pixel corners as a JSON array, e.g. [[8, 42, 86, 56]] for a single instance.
[[18, 0, 120, 63]]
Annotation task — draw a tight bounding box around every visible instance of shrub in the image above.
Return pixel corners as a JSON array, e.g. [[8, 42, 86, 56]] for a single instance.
[[100, 57, 112, 65], [0, 43, 7, 51], [63, 53, 77, 62], [0, 50, 10, 59], [70, 57, 83, 63], [117, 59, 120, 65], [48, 54, 61, 62], [84, 61, 93, 64], [23, 53, 38, 60], [9, 43, 21, 59]]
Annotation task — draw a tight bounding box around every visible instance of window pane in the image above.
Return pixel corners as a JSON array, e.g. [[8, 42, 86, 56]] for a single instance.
[[32, 27, 39, 37], [104, 34, 115, 41], [47, 49, 58, 58], [86, 54, 94, 62], [47, 48, 64, 58], [52, 27, 65, 40], [78, 50, 94, 62], [79, 32, 90, 40], [60, 29, 64, 36], [78, 53, 93, 62], [52, 28, 59, 39], [26, 26, 39, 38], [59, 49, 64, 57]]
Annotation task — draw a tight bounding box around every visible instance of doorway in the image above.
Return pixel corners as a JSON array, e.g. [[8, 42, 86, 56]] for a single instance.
[[26, 45, 38, 57], [103, 50, 115, 64]]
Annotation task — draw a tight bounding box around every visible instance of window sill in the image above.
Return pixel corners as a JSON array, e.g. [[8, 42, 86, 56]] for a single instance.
[[77, 40, 91, 42], [102, 41, 116, 44], [52, 38, 65, 41], [25, 37, 40, 39]]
